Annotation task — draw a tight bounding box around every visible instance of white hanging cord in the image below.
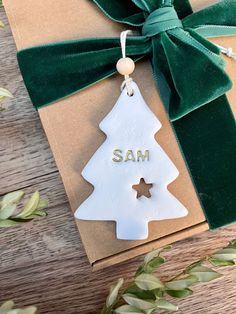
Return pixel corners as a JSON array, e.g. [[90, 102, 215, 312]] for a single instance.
[[215, 44, 236, 60], [120, 30, 134, 96], [120, 30, 131, 58], [116, 30, 135, 96], [120, 77, 133, 94]]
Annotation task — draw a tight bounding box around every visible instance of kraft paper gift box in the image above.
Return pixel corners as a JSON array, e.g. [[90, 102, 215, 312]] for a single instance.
[[3, 0, 236, 270]]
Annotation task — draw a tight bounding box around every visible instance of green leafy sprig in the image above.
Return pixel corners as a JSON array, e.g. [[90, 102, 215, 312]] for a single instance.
[[0, 191, 48, 228], [102, 240, 236, 314], [0, 87, 13, 111], [0, 300, 37, 314], [0, 1, 4, 30]]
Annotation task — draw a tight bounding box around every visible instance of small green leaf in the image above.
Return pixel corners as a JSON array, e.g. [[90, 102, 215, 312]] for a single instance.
[[135, 266, 145, 277], [145, 257, 165, 273], [15, 191, 40, 218], [0, 20, 4, 28], [136, 248, 167, 276], [0, 203, 17, 219], [211, 248, 236, 261], [153, 288, 164, 298], [10, 217, 33, 223], [2, 191, 24, 206], [136, 257, 165, 276], [208, 257, 235, 267], [106, 278, 124, 308], [37, 199, 48, 210], [20, 306, 37, 314], [0, 219, 23, 228], [114, 305, 145, 314], [0, 301, 37, 314], [228, 239, 236, 248], [135, 274, 164, 291], [0, 88, 13, 98], [156, 299, 178, 312], [144, 246, 171, 264], [34, 210, 48, 217], [165, 275, 198, 290], [125, 285, 156, 300], [185, 261, 202, 272], [26, 210, 48, 219], [0, 300, 14, 310], [144, 249, 161, 264], [122, 294, 156, 311], [188, 265, 221, 282], [166, 288, 193, 299]]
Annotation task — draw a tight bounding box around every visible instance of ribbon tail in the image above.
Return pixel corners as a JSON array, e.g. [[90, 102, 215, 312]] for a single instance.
[[193, 25, 236, 39], [174, 95, 236, 229], [151, 32, 236, 231], [183, 0, 236, 32], [17, 37, 150, 109], [152, 29, 232, 121]]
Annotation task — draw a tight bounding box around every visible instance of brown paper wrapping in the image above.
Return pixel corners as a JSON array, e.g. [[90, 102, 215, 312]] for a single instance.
[[4, 0, 236, 269]]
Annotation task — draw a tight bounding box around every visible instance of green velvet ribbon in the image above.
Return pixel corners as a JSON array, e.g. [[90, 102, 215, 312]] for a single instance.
[[17, 0, 236, 229], [142, 6, 183, 37]]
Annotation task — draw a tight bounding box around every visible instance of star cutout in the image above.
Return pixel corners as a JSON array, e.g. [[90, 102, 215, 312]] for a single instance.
[[132, 178, 153, 199]]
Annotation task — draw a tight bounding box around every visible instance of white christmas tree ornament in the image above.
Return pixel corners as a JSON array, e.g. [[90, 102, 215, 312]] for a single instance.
[[75, 81, 188, 240]]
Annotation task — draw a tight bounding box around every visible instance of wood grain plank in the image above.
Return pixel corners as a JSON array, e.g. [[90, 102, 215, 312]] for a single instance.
[[1, 226, 236, 314], [0, 10, 57, 195], [0, 172, 72, 268]]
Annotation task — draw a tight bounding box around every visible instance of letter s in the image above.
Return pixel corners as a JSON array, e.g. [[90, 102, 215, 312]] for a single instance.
[[112, 149, 123, 162]]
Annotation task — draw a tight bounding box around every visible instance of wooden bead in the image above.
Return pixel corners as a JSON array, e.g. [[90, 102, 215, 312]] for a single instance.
[[116, 57, 135, 76]]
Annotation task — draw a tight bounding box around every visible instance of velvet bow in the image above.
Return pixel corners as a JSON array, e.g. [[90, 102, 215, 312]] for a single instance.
[[18, 0, 236, 121], [17, 0, 236, 229]]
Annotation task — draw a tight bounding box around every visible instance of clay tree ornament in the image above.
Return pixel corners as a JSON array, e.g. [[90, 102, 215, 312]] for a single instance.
[[75, 81, 188, 240]]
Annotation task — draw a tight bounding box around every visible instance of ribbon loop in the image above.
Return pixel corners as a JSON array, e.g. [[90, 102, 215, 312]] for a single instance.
[[142, 6, 183, 37]]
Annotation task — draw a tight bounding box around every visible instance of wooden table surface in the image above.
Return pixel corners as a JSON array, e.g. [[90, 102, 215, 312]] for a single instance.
[[0, 6, 236, 314]]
